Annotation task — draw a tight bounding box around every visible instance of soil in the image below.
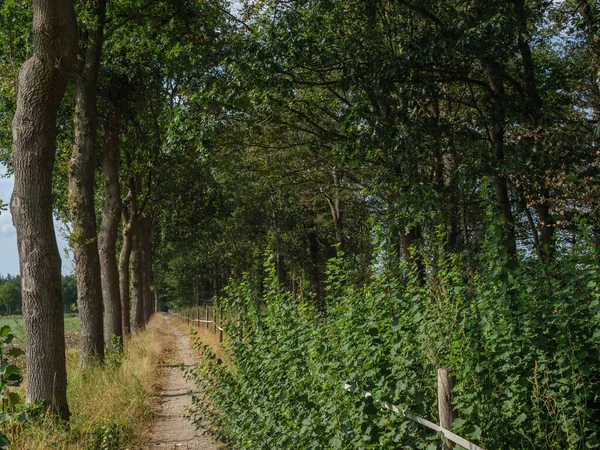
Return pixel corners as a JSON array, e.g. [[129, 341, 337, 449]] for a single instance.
[[145, 316, 218, 450]]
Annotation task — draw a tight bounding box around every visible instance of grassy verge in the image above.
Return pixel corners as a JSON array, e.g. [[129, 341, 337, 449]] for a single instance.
[[11, 314, 171, 449], [0, 315, 79, 340]]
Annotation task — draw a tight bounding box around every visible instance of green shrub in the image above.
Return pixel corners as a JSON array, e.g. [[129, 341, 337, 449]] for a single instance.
[[188, 228, 600, 449]]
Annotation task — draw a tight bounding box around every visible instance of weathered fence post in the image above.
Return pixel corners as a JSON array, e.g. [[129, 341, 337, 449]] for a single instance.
[[219, 304, 223, 342], [213, 306, 217, 334], [438, 367, 457, 449], [205, 305, 209, 329]]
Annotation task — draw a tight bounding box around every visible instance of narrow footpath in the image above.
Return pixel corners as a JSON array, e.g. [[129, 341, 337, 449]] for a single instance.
[[146, 316, 218, 449]]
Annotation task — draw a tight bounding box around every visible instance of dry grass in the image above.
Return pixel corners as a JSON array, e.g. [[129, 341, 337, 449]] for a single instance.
[[12, 314, 172, 450]]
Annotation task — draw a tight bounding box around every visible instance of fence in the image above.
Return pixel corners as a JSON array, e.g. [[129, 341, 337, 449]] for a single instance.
[[343, 383, 484, 450], [169, 304, 224, 342], [170, 306, 484, 450]]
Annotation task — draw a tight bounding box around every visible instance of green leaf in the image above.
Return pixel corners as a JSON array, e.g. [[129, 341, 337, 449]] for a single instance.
[[461, 404, 474, 415], [515, 413, 527, 425], [0, 431, 9, 449], [7, 348, 24, 358], [7, 392, 19, 407]]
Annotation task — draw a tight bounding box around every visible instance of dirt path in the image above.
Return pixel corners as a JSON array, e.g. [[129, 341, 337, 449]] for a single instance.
[[146, 316, 218, 449]]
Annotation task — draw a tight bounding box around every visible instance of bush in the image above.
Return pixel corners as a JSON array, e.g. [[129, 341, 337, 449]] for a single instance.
[[188, 227, 600, 449]]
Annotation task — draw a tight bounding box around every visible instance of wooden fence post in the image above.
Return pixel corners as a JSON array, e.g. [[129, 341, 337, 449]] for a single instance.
[[205, 305, 209, 329], [438, 368, 457, 449], [213, 306, 217, 334], [219, 305, 223, 342]]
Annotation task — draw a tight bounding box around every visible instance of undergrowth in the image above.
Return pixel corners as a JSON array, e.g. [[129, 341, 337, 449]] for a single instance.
[[188, 225, 600, 449], [12, 314, 169, 449]]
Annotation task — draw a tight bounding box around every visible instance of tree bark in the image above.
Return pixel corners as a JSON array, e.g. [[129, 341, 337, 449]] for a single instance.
[[10, 0, 77, 420], [512, 0, 556, 264], [139, 216, 153, 325], [472, 0, 517, 257], [99, 107, 123, 348], [323, 169, 344, 254], [402, 226, 425, 286], [130, 217, 145, 331], [118, 202, 133, 337], [483, 57, 517, 257], [68, 0, 107, 367], [308, 230, 324, 307]]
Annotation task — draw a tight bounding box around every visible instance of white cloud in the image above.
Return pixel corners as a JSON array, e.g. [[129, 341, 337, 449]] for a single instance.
[[0, 223, 14, 235]]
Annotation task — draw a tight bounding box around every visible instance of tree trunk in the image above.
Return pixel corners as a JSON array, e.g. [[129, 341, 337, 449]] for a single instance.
[[10, 0, 77, 420], [68, 0, 107, 367], [402, 226, 425, 286], [99, 107, 123, 348], [308, 230, 324, 308], [118, 204, 133, 337], [276, 253, 286, 287], [575, 0, 600, 122], [513, 0, 556, 264], [323, 169, 344, 253], [483, 57, 517, 257], [471, 0, 517, 257], [130, 217, 145, 331], [139, 216, 153, 325]]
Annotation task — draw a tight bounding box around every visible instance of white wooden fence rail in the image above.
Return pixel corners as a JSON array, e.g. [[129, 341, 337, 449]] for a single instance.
[[343, 384, 485, 450], [170, 312, 224, 332]]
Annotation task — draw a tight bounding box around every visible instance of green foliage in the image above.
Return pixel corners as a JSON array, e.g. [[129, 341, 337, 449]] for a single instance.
[[61, 275, 77, 314], [188, 227, 600, 449], [0, 325, 28, 449], [0, 0, 32, 162], [104, 335, 123, 368], [0, 282, 19, 315], [88, 416, 129, 450]]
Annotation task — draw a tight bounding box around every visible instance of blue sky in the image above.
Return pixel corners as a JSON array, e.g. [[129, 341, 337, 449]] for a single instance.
[[0, 165, 73, 276]]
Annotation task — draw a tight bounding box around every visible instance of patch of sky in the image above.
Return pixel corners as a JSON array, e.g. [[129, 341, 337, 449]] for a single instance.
[[0, 164, 73, 276]]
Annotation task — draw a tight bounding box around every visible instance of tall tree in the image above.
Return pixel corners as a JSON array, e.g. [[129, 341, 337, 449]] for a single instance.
[[68, 0, 107, 366], [119, 189, 134, 337], [99, 103, 123, 347], [10, 0, 77, 420]]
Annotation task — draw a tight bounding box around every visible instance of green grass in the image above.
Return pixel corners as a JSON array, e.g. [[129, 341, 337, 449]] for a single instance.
[[0, 314, 79, 339]]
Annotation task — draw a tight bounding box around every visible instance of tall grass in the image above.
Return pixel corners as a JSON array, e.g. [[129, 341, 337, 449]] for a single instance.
[[12, 314, 171, 449]]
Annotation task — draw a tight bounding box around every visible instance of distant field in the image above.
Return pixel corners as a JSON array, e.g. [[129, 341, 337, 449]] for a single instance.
[[0, 315, 79, 339]]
